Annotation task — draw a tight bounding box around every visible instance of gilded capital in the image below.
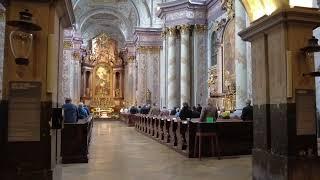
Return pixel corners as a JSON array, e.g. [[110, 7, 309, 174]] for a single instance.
[[161, 29, 167, 39], [178, 24, 191, 35], [194, 24, 207, 33], [137, 46, 161, 52], [64, 41, 73, 49], [167, 27, 177, 37], [127, 56, 135, 63]]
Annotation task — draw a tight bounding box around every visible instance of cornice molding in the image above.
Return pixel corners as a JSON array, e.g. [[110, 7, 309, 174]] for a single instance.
[[134, 27, 162, 48], [239, 7, 320, 41], [157, 0, 207, 19]]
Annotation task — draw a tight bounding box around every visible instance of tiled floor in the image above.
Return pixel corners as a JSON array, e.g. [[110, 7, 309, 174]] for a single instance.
[[62, 121, 252, 180]]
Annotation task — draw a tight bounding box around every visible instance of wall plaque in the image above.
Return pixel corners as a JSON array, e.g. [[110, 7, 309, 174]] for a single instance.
[[296, 89, 316, 135], [8, 81, 41, 142]]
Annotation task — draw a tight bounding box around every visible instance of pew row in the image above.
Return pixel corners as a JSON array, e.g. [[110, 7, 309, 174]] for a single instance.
[[134, 115, 253, 158], [120, 113, 139, 127], [61, 116, 93, 163]]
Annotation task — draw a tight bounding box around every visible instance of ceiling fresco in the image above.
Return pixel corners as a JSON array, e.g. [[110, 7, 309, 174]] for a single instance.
[[72, 0, 155, 46]]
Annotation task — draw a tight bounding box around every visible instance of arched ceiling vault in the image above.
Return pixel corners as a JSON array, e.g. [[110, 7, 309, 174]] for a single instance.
[[72, 0, 152, 47]]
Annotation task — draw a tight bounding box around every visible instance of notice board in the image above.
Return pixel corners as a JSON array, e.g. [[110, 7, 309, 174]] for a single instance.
[[296, 89, 316, 136], [8, 81, 41, 142]]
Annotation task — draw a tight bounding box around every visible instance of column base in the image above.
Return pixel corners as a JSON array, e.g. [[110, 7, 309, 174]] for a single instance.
[[253, 148, 320, 180]]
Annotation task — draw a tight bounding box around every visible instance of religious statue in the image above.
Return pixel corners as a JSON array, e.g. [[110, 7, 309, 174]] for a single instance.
[[146, 89, 151, 104], [208, 65, 218, 94]]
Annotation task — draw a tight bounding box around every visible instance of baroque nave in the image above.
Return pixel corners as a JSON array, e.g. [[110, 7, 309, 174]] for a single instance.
[[0, 0, 320, 180]]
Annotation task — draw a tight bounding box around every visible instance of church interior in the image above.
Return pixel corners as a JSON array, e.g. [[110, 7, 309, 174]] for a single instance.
[[0, 0, 320, 180]]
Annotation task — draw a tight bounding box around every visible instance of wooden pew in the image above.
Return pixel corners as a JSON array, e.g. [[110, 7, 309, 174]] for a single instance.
[[61, 116, 93, 163], [176, 120, 188, 151], [133, 114, 253, 159], [153, 117, 160, 138], [163, 118, 171, 143], [158, 118, 165, 141], [169, 118, 178, 147], [185, 119, 253, 158]]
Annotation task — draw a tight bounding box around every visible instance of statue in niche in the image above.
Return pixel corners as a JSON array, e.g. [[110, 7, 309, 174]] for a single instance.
[[146, 89, 151, 104]]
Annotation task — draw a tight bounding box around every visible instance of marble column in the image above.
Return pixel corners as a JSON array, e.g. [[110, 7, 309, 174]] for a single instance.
[[59, 41, 72, 104], [179, 25, 191, 105], [127, 57, 136, 105], [160, 31, 167, 108], [167, 27, 179, 109], [0, 9, 5, 100], [136, 49, 147, 105], [146, 48, 160, 106], [193, 25, 208, 106], [235, 0, 248, 109]]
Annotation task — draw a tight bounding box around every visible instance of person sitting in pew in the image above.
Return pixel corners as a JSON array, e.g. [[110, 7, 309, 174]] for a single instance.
[[62, 98, 78, 123], [83, 103, 90, 115], [179, 102, 193, 120], [149, 103, 161, 116], [160, 107, 170, 116], [78, 102, 88, 119], [196, 104, 202, 113], [130, 106, 139, 114], [199, 98, 218, 122], [241, 99, 253, 121], [192, 106, 201, 118], [170, 107, 177, 116], [175, 107, 180, 117], [141, 104, 151, 114]]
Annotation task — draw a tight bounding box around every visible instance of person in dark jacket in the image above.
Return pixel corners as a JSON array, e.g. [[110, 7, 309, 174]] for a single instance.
[[196, 104, 202, 113], [192, 106, 201, 118], [241, 99, 253, 121], [130, 106, 138, 114], [179, 102, 193, 120], [140, 105, 149, 114], [170, 107, 177, 116], [62, 98, 78, 123]]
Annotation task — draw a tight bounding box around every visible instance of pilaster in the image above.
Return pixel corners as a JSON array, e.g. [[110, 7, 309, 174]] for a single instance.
[[193, 24, 208, 106], [0, 1, 74, 180], [235, 0, 248, 109], [178, 24, 191, 105], [239, 7, 320, 180], [167, 26, 179, 109]]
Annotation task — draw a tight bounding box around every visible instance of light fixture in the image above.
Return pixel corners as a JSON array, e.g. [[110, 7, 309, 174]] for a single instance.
[[6, 9, 42, 65], [301, 36, 320, 77]]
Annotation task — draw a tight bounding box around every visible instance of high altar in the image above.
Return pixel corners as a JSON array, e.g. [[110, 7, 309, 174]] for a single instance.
[[81, 33, 124, 118]]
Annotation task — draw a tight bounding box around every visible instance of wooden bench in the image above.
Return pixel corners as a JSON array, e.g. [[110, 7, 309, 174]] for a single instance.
[[61, 116, 93, 163]]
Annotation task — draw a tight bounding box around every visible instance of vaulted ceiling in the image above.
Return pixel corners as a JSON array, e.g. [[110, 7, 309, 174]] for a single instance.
[[72, 0, 155, 46]]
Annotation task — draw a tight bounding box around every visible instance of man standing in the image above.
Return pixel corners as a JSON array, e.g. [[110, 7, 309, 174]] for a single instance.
[[241, 99, 253, 121], [62, 98, 78, 123]]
